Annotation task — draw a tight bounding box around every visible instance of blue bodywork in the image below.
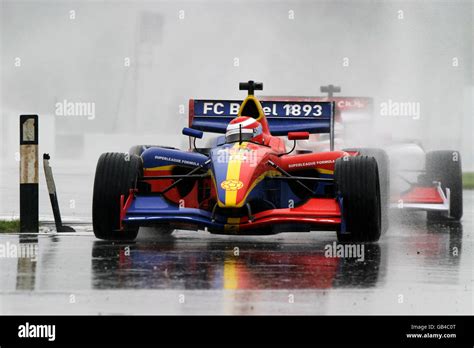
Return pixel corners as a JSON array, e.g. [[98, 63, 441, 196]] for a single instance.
[[141, 147, 209, 169]]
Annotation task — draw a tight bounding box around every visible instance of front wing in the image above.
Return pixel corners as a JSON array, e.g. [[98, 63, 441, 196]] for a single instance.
[[122, 195, 341, 234], [390, 182, 450, 213]]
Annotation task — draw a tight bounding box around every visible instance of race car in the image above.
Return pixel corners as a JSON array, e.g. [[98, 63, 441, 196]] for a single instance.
[[281, 85, 463, 224], [92, 81, 382, 242]]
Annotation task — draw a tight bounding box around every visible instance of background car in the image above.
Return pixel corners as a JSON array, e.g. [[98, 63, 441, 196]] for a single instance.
[[277, 85, 463, 226]]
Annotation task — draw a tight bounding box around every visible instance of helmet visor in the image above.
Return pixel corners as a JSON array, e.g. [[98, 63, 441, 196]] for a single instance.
[[226, 129, 254, 143]]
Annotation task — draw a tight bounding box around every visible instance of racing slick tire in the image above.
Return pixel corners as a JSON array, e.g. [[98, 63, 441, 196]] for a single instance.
[[343, 148, 390, 234], [335, 156, 381, 243], [425, 150, 463, 222], [93, 152, 142, 241]]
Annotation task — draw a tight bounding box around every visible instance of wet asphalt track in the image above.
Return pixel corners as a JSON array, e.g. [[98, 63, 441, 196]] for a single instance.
[[0, 191, 472, 315]]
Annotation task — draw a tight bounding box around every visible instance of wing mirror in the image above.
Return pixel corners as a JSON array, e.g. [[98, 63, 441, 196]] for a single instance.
[[182, 127, 207, 155], [182, 127, 203, 139], [281, 132, 310, 156], [288, 132, 309, 141]]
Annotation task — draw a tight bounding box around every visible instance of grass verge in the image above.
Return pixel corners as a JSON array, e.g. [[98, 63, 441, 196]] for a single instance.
[[0, 220, 20, 232], [463, 172, 474, 189]]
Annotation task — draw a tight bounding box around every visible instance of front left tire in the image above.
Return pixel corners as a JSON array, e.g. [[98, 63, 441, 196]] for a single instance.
[[343, 147, 389, 234]]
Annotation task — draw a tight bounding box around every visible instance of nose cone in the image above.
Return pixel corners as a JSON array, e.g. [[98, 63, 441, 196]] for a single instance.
[[211, 143, 263, 208]]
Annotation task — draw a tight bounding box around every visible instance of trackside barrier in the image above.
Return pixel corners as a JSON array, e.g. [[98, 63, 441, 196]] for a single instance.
[[19, 115, 39, 232]]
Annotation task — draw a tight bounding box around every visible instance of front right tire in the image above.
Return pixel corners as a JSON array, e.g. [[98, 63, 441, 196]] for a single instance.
[[335, 155, 381, 243], [92, 152, 142, 241]]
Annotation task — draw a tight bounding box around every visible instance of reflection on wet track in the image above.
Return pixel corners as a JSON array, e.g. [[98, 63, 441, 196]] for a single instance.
[[0, 192, 472, 314], [92, 236, 383, 290]]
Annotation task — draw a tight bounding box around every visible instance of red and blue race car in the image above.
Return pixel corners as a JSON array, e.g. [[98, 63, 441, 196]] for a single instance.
[[92, 81, 383, 242]]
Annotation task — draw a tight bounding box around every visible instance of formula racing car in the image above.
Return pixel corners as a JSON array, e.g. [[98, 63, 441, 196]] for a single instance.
[[92, 81, 383, 242]]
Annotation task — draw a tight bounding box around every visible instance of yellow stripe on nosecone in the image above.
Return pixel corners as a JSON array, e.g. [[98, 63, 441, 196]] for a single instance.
[[224, 143, 248, 206]]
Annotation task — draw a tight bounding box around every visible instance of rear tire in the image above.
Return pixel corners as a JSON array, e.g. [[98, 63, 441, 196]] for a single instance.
[[335, 156, 381, 243], [92, 152, 142, 241], [344, 147, 389, 234], [425, 150, 463, 221]]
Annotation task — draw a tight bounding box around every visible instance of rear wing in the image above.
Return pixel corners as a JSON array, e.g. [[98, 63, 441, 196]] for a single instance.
[[189, 98, 335, 141]]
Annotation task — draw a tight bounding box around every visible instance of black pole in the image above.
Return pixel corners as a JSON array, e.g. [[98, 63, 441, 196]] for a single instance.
[[20, 115, 39, 233], [320, 85, 340, 152], [43, 154, 75, 232]]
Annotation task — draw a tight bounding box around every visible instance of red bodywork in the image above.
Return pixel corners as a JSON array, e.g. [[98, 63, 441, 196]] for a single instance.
[[397, 187, 444, 204]]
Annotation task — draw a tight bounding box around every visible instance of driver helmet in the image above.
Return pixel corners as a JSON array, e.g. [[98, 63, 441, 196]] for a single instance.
[[226, 116, 263, 143]]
